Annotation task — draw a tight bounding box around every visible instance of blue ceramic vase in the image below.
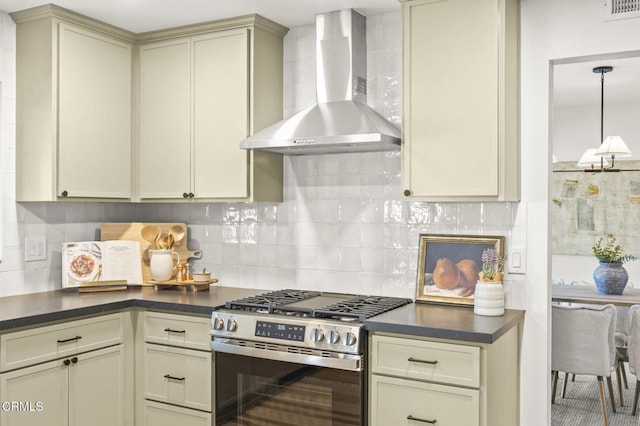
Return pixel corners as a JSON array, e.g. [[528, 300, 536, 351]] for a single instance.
[[593, 262, 629, 295]]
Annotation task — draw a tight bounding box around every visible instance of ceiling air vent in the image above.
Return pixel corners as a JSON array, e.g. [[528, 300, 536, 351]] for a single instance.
[[605, 0, 640, 20]]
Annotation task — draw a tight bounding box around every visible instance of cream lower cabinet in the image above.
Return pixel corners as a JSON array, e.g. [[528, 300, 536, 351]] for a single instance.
[[369, 327, 519, 426], [140, 311, 213, 424], [400, 0, 519, 201], [138, 16, 287, 202], [0, 313, 132, 426], [12, 5, 133, 201]]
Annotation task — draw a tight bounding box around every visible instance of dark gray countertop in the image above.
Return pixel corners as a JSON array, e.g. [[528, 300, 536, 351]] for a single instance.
[[0, 288, 524, 344], [0, 286, 260, 331], [364, 302, 524, 344]]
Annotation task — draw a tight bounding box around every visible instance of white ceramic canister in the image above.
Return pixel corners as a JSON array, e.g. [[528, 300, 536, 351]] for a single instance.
[[474, 282, 505, 316], [149, 250, 181, 281]]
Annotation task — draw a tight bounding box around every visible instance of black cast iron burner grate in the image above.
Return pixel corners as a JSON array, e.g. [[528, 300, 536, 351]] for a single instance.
[[225, 289, 412, 321], [225, 289, 320, 313], [315, 296, 413, 321]]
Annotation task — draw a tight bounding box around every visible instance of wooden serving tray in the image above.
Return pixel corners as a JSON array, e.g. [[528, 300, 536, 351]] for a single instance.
[[149, 278, 218, 292], [100, 223, 202, 285]]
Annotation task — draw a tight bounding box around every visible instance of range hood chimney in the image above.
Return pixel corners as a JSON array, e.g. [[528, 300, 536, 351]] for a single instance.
[[240, 9, 401, 155]]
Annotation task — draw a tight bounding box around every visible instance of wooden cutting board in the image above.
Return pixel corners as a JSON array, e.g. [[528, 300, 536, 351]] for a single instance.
[[100, 223, 202, 285]]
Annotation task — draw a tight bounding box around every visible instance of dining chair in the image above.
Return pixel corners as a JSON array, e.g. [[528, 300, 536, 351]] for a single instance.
[[626, 304, 640, 415], [552, 303, 618, 426], [615, 306, 630, 393], [558, 306, 628, 406]]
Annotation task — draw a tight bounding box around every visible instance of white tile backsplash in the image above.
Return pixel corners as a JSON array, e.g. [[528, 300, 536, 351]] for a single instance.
[[0, 11, 522, 303]]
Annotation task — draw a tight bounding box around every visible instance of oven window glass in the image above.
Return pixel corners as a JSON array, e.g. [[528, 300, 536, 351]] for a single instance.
[[216, 352, 363, 425]]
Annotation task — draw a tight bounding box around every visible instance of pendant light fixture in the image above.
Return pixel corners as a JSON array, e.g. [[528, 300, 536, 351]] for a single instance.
[[577, 66, 632, 172]]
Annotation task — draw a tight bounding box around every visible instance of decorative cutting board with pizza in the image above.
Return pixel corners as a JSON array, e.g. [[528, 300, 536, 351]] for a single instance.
[[100, 223, 202, 285]]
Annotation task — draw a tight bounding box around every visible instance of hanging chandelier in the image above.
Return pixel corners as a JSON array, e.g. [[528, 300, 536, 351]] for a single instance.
[[577, 66, 632, 172]]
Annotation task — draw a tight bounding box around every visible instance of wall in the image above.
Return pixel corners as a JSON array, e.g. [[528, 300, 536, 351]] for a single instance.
[[0, 12, 15, 262], [553, 101, 640, 161], [522, 0, 640, 424]]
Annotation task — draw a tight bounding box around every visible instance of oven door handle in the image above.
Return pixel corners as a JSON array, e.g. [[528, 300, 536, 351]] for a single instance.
[[212, 338, 363, 372]]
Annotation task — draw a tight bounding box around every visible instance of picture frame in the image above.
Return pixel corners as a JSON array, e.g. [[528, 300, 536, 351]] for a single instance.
[[415, 234, 505, 305]]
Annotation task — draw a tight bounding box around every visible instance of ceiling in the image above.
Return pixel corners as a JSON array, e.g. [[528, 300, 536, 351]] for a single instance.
[[553, 56, 640, 107], [0, 0, 400, 32]]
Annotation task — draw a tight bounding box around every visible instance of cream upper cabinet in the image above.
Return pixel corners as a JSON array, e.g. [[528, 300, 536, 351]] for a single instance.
[[400, 0, 520, 201], [138, 39, 191, 198], [137, 16, 287, 202], [12, 5, 134, 201]]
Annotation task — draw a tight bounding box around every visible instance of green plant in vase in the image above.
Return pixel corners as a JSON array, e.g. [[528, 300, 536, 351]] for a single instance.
[[592, 236, 636, 295]]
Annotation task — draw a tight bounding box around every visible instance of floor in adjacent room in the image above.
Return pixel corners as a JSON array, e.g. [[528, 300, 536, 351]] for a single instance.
[[552, 368, 639, 426]]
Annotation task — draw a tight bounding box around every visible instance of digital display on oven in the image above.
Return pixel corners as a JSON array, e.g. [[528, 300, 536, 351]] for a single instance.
[[255, 321, 306, 342]]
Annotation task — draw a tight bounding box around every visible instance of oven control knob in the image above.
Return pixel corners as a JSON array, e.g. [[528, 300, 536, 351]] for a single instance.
[[310, 328, 325, 342], [213, 317, 225, 330], [329, 330, 340, 344], [226, 319, 237, 332], [343, 332, 357, 346]]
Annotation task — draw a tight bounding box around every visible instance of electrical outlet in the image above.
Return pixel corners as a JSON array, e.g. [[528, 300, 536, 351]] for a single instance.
[[25, 237, 47, 262]]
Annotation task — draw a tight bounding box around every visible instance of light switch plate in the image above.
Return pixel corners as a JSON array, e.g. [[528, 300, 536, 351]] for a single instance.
[[508, 247, 526, 274], [25, 237, 47, 262]]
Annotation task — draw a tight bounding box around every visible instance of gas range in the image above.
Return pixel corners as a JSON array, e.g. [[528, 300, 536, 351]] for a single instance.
[[210, 289, 412, 370]]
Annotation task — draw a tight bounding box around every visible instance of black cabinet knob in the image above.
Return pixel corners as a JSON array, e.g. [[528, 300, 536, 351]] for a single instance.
[[63, 359, 71, 366], [61, 190, 68, 197], [71, 357, 78, 364], [183, 193, 189, 198], [403, 189, 411, 196], [188, 192, 194, 198]]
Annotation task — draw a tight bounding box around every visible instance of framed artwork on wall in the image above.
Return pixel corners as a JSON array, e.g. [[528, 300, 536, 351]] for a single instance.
[[415, 234, 505, 305]]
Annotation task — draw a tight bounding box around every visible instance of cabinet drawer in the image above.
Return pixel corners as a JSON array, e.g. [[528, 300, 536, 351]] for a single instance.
[[144, 400, 211, 426], [144, 311, 210, 350], [0, 313, 123, 372], [370, 375, 479, 426], [371, 335, 480, 388], [144, 343, 211, 411]]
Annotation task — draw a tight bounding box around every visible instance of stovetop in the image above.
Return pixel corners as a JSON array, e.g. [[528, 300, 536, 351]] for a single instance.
[[224, 289, 412, 322], [212, 289, 413, 355]]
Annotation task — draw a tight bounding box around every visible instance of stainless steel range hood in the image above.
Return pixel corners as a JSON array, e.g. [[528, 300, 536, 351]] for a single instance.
[[240, 9, 401, 155]]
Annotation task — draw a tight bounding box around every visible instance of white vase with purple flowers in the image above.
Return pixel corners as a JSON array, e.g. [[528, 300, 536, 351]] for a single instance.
[[474, 248, 506, 316]]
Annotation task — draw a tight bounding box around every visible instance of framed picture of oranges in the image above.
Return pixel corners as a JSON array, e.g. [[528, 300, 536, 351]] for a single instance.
[[415, 234, 505, 305]]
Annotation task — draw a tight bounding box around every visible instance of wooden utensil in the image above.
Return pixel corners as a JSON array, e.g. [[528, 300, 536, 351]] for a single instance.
[[166, 233, 175, 251], [169, 225, 185, 246], [156, 234, 166, 250], [141, 224, 161, 249]]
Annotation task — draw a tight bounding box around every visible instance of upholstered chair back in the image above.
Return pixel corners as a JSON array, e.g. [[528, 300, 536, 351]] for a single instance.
[[552, 304, 617, 377]]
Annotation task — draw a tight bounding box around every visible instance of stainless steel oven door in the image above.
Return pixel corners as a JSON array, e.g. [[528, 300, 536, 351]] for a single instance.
[[213, 338, 364, 426]]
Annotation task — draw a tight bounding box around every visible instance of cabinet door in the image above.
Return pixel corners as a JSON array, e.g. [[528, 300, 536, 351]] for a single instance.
[[402, 0, 511, 199], [370, 375, 479, 426], [144, 343, 211, 411], [139, 39, 192, 199], [0, 358, 68, 426], [192, 29, 249, 198], [58, 23, 132, 199], [69, 345, 126, 426]]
